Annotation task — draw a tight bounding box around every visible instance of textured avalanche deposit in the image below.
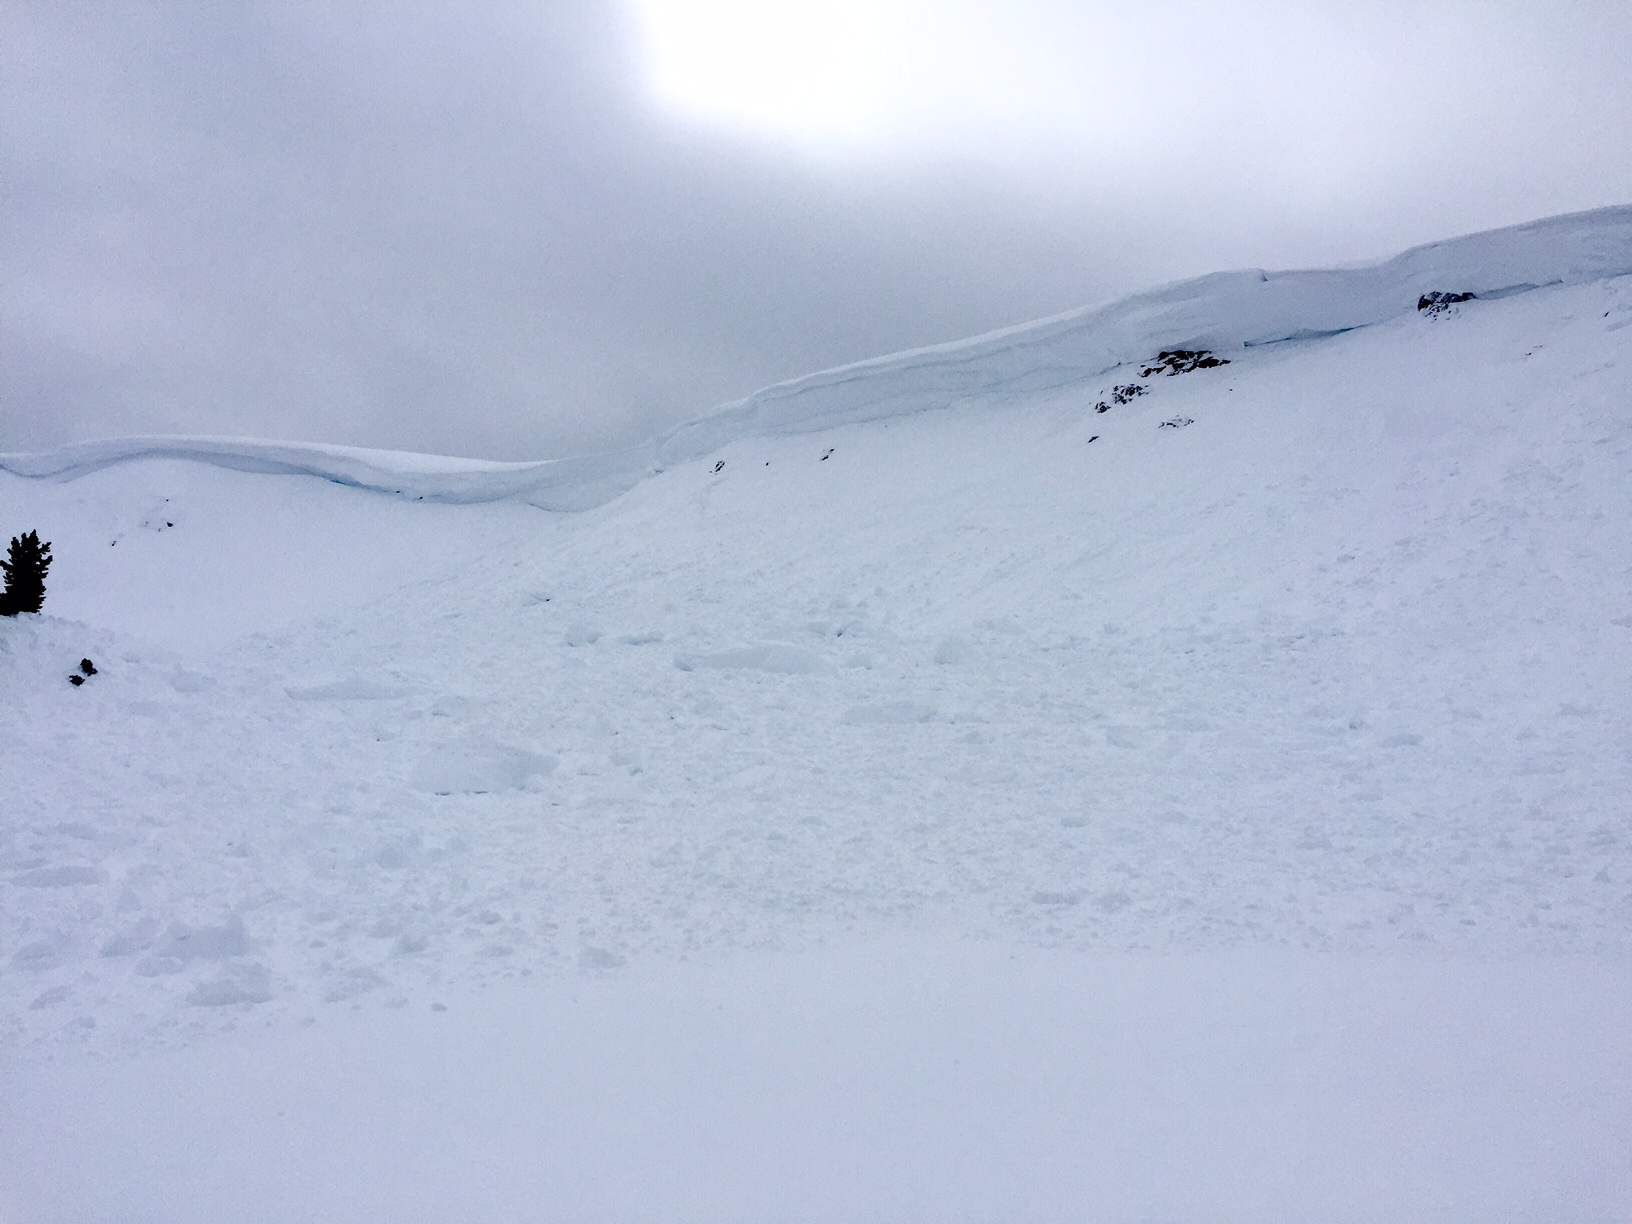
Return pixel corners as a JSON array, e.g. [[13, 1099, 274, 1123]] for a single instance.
[[3, 211, 1631, 1222]]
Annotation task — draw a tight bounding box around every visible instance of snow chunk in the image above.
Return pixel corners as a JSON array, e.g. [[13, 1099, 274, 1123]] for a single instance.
[[841, 702, 937, 725], [168, 668, 215, 694], [411, 744, 557, 795], [28, 985, 70, 1010], [1031, 890, 1084, 907], [134, 916, 253, 976], [1105, 726, 1150, 749], [287, 679, 413, 701], [100, 918, 158, 957], [673, 644, 824, 674], [11, 865, 105, 888], [9, 939, 64, 972], [187, 963, 273, 1007], [579, 946, 627, 971]]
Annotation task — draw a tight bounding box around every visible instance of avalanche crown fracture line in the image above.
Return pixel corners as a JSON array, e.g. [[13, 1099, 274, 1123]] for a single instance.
[[4, 205, 1631, 508]]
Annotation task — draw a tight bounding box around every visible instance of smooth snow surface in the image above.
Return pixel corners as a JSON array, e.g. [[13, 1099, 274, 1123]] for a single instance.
[[4, 209, 1632, 1221], [7, 947, 1629, 1223]]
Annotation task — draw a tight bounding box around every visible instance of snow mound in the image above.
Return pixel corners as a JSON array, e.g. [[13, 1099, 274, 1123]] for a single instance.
[[4, 206, 1630, 508]]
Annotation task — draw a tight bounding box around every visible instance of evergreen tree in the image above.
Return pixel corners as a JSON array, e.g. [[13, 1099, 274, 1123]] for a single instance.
[[0, 531, 52, 616]]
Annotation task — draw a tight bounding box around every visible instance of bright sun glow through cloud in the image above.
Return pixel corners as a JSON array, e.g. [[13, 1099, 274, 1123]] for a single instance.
[[624, 0, 1599, 198], [626, 0, 1089, 152], [630, 0, 918, 144], [623, 1, 1373, 158], [626, 0, 1395, 170]]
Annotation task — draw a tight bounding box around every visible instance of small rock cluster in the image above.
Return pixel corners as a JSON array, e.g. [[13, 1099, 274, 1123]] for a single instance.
[[1418, 291, 1475, 318], [1141, 349, 1230, 376], [1095, 384, 1147, 413], [1093, 350, 1228, 416]]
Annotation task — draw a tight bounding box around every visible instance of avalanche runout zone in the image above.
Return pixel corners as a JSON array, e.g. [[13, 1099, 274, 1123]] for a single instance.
[[1, 209, 1631, 1056]]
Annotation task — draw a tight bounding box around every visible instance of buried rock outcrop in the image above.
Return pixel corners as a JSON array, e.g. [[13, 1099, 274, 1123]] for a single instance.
[[1141, 349, 1230, 376], [1094, 383, 1147, 413], [1418, 291, 1476, 317]]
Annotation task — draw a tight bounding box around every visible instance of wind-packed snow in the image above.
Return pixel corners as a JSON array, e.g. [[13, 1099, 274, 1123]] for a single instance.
[[3, 210, 1632, 1221]]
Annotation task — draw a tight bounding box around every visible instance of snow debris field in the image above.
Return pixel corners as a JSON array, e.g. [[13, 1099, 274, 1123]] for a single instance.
[[3, 207, 1632, 1221]]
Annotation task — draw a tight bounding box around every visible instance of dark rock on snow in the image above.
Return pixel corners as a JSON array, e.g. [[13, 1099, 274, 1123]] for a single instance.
[[1141, 350, 1230, 377], [1094, 383, 1147, 413], [1418, 291, 1476, 317]]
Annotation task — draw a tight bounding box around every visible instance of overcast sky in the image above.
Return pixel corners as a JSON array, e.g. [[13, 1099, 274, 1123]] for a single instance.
[[5, 1, 1631, 460]]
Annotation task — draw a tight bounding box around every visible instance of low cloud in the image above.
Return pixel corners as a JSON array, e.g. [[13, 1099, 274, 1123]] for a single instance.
[[4, 1, 1629, 459]]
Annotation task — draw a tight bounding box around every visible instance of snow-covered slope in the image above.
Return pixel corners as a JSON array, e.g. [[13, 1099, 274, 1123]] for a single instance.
[[3, 210, 1632, 1222], [661, 203, 1632, 461], [6, 203, 1631, 508]]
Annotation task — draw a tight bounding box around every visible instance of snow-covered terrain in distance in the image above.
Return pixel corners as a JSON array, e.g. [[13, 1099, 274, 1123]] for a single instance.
[[8, 203, 1631, 506], [2, 207, 1631, 1221]]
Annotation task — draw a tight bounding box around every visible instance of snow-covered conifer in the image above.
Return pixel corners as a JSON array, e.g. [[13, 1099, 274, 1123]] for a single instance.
[[0, 530, 53, 615]]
